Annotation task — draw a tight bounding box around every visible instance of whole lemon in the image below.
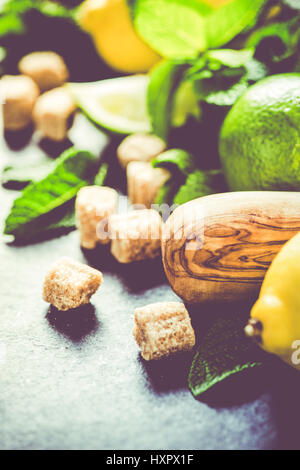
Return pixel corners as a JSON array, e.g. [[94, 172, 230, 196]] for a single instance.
[[78, 0, 160, 73], [219, 74, 300, 191]]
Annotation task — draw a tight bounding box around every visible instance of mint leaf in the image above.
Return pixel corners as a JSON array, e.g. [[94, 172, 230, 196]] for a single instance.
[[152, 149, 196, 177], [10, 160, 110, 242], [205, 48, 254, 68], [172, 80, 201, 128], [173, 169, 226, 205], [154, 179, 178, 206], [10, 202, 77, 244], [153, 149, 196, 205], [197, 79, 248, 107], [190, 48, 267, 107], [133, 0, 208, 59], [4, 148, 97, 240], [186, 49, 248, 84], [46, 205, 76, 232], [204, 0, 265, 50], [46, 162, 109, 237], [0, 11, 24, 36], [2, 161, 54, 190], [153, 151, 225, 205], [132, 0, 265, 59], [12, 201, 78, 244], [188, 316, 265, 398], [38, 202, 76, 241], [246, 15, 300, 68], [147, 60, 189, 140]]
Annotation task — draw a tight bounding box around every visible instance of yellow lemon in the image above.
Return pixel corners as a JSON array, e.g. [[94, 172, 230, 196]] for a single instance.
[[203, 0, 234, 7], [246, 232, 300, 370], [78, 0, 160, 73]]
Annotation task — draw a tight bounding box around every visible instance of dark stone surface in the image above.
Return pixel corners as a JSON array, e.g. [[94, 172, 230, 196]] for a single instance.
[[1, 115, 300, 450]]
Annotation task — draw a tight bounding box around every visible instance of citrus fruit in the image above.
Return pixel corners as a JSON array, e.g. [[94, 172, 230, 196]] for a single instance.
[[68, 75, 151, 134], [247, 231, 300, 369], [204, 0, 234, 7], [219, 74, 300, 191], [78, 0, 160, 73]]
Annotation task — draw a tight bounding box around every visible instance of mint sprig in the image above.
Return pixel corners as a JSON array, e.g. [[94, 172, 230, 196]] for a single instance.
[[4, 148, 97, 241], [152, 149, 196, 177], [147, 60, 189, 141], [147, 48, 267, 142]]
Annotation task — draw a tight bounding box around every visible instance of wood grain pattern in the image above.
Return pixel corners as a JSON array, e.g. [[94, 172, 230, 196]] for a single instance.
[[162, 192, 300, 303]]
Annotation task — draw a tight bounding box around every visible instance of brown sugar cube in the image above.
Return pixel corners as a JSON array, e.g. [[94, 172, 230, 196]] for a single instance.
[[1, 75, 39, 131], [33, 87, 76, 141], [117, 133, 166, 169], [133, 302, 195, 360], [43, 257, 103, 311], [18, 51, 69, 92], [109, 209, 162, 263], [76, 186, 118, 249], [127, 161, 171, 208]]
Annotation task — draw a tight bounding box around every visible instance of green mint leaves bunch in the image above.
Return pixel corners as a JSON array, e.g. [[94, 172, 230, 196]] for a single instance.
[[148, 48, 267, 141], [127, 0, 300, 142]]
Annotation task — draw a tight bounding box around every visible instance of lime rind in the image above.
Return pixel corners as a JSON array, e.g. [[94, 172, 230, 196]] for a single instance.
[[67, 75, 152, 135]]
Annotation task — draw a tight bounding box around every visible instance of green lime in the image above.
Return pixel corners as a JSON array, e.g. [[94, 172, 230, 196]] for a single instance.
[[67, 75, 151, 134], [219, 74, 300, 191]]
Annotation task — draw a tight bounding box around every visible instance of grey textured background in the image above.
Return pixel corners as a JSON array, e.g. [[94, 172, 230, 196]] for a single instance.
[[1, 115, 300, 450]]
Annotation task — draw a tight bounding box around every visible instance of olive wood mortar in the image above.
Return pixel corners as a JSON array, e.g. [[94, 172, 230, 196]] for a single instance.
[[162, 192, 300, 303]]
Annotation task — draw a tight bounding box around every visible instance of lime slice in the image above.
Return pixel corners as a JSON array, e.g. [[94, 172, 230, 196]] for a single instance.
[[67, 75, 152, 134]]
